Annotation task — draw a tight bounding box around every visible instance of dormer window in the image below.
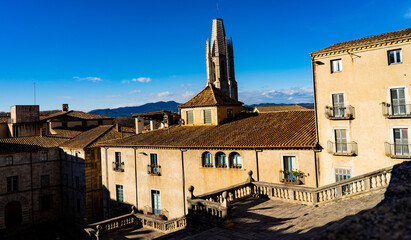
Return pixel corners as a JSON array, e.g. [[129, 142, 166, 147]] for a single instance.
[[331, 59, 342, 73], [186, 111, 194, 125], [227, 108, 233, 118], [203, 110, 212, 124]]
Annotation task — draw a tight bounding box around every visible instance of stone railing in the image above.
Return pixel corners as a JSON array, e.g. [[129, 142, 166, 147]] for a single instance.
[[187, 167, 394, 227], [85, 207, 187, 239]]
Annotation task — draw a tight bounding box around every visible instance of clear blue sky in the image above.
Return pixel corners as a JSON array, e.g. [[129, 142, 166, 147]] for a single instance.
[[1, 0, 410, 112]]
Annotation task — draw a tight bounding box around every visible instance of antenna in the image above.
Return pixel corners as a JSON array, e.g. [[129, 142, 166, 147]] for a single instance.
[[216, 3, 219, 18], [34, 82, 36, 105]]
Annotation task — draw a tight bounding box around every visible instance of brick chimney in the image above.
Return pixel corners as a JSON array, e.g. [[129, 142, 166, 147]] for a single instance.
[[62, 104, 69, 112]]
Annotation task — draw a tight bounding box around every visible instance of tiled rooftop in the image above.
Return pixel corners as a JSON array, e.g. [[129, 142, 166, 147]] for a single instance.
[[178, 84, 243, 108], [311, 27, 411, 55], [100, 111, 316, 149], [0, 135, 70, 154], [40, 110, 113, 121], [254, 105, 308, 113]]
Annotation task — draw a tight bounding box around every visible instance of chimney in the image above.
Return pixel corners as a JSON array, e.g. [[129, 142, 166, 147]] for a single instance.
[[116, 124, 121, 132], [62, 104, 69, 112], [135, 117, 144, 134]]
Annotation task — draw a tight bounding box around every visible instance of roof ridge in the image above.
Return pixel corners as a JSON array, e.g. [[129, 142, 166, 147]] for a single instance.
[[83, 125, 114, 148]]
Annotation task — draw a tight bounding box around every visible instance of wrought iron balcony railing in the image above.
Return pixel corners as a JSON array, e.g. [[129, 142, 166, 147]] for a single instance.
[[381, 103, 411, 118], [147, 164, 161, 176], [384, 142, 411, 158], [324, 105, 355, 120], [112, 162, 124, 172], [327, 141, 358, 156]]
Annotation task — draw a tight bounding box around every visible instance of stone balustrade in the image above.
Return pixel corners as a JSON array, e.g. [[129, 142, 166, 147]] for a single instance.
[[136, 213, 187, 232]]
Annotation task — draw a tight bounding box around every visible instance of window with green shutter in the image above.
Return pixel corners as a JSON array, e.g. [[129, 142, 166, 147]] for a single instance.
[[186, 111, 194, 124], [204, 110, 212, 124]]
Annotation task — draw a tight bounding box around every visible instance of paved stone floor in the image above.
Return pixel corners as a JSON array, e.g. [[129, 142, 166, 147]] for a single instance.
[[101, 189, 386, 240]]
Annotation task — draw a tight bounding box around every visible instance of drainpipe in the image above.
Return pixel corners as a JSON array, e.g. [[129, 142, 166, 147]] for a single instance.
[[180, 148, 187, 215], [104, 147, 109, 218], [311, 55, 320, 188], [133, 147, 138, 210], [254, 149, 263, 182]]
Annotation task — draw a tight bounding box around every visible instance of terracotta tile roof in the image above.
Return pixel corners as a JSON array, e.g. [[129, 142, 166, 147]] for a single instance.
[[253, 105, 308, 113], [51, 129, 84, 138], [100, 111, 316, 149], [311, 27, 411, 55], [178, 84, 243, 108], [60, 125, 134, 149], [40, 110, 113, 121], [0, 136, 70, 154], [131, 110, 172, 117], [0, 117, 8, 123]]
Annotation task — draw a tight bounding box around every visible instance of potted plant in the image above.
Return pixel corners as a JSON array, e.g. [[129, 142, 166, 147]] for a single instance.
[[159, 214, 167, 220], [147, 212, 152, 215]]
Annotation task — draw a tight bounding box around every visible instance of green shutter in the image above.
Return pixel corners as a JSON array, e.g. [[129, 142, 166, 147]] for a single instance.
[[204, 110, 212, 124], [186, 111, 193, 124]]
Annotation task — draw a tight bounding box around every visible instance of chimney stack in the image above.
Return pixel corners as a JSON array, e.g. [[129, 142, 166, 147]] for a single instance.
[[135, 117, 144, 134], [62, 104, 69, 112], [116, 124, 121, 132]]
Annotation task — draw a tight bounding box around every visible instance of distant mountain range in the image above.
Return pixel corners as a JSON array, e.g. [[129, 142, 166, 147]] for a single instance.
[[89, 101, 314, 117], [89, 101, 180, 117]]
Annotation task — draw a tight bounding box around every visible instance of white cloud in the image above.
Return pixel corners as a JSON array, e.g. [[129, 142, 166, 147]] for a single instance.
[[73, 76, 102, 82], [132, 77, 152, 83], [128, 90, 142, 94], [57, 96, 72, 100], [405, 8, 411, 19], [121, 80, 130, 84], [146, 90, 195, 103], [104, 94, 122, 99], [239, 87, 313, 104]]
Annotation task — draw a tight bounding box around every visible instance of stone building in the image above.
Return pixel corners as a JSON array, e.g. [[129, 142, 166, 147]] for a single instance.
[[206, 18, 238, 100], [59, 125, 134, 224], [0, 136, 69, 229], [310, 27, 411, 186]]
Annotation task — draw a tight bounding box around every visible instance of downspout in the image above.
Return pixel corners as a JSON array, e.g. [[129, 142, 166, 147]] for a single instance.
[[311, 55, 320, 188], [104, 147, 109, 218], [254, 149, 263, 182], [180, 148, 187, 216], [133, 147, 138, 210]]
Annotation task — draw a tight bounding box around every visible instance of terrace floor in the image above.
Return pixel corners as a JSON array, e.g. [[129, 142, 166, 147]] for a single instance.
[[102, 188, 386, 240]]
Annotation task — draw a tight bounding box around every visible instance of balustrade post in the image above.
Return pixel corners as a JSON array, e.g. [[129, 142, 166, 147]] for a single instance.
[[187, 186, 195, 216]]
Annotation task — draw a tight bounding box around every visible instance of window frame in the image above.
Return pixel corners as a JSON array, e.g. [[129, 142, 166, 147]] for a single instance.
[[215, 152, 227, 168], [229, 152, 242, 168], [186, 110, 194, 125], [202, 152, 213, 167], [330, 59, 342, 73], [388, 49, 402, 65], [150, 153, 159, 174], [7, 176, 19, 192], [116, 184, 124, 204], [203, 109, 212, 124], [6, 156, 13, 166]]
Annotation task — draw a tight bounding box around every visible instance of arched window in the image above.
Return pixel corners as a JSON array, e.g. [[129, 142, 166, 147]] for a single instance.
[[229, 152, 242, 169], [202, 152, 213, 167], [215, 152, 227, 168]]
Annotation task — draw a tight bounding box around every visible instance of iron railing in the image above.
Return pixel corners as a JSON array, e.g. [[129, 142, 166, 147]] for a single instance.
[[384, 142, 411, 158], [147, 164, 161, 176], [112, 162, 124, 172], [279, 170, 304, 184], [325, 105, 355, 119], [382, 103, 411, 118], [327, 141, 358, 156]]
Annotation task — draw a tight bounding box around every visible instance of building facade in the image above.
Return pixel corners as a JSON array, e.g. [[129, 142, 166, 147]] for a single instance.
[[311, 28, 411, 186]]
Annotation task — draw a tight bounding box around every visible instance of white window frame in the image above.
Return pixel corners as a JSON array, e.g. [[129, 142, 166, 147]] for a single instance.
[[335, 168, 351, 182], [203, 109, 212, 124], [186, 110, 194, 125], [331, 59, 342, 73], [388, 49, 402, 65]]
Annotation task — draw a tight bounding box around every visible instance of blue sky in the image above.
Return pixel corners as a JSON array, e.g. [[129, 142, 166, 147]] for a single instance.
[[0, 0, 411, 112]]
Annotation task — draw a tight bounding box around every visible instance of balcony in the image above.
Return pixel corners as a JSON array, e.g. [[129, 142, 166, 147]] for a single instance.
[[327, 141, 358, 156], [112, 162, 124, 172], [144, 206, 169, 219], [382, 103, 411, 118], [147, 164, 161, 176], [325, 105, 355, 120], [279, 170, 304, 185], [384, 142, 411, 159]]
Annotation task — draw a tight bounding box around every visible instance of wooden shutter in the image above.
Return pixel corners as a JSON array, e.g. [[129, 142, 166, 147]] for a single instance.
[[204, 110, 212, 124]]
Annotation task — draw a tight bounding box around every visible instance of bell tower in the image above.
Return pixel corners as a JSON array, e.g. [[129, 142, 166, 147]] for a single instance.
[[206, 18, 238, 100]]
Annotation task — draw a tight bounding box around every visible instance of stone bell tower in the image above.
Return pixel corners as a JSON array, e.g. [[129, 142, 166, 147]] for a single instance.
[[206, 18, 238, 100]]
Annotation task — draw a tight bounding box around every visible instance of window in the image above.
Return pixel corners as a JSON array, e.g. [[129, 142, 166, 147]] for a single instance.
[[151, 190, 161, 215], [227, 108, 233, 118], [41, 175, 50, 188], [186, 111, 194, 125], [394, 128, 409, 156], [40, 151, 48, 161], [215, 152, 227, 168], [331, 59, 342, 73], [6, 156, 13, 165], [335, 168, 351, 182], [40, 195, 53, 211], [116, 185, 124, 204], [7, 176, 19, 192], [388, 49, 402, 65], [114, 152, 123, 171], [332, 93, 345, 117], [203, 110, 212, 124], [202, 152, 213, 167], [335, 129, 347, 153], [282, 156, 297, 181], [229, 152, 242, 168], [150, 153, 159, 174], [390, 88, 406, 116]]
